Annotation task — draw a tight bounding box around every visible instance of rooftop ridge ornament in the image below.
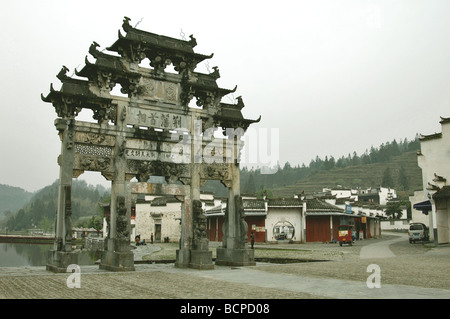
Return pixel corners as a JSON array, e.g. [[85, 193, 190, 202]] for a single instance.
[[107, 17, 213, 71], [88, 41, 102, 58], [56, 65, 70, 81], [122, 16, 133, 32]]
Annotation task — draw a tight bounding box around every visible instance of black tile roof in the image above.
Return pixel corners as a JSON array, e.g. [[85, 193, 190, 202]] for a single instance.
[[268, 199, 303, 207], [305, 198, 345, 213]]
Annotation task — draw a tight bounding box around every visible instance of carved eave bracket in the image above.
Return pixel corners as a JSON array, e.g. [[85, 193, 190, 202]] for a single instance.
[[42, 84, 82, 119], [180, 70, 236, 109], [76, 45, 142, 96], [41, 66, 115, 123], [213, 97, 261, 133]]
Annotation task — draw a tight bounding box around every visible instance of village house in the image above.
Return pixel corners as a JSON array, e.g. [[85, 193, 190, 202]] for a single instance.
[[121, 191, 387, 245], [322, 187, 397, 205], [410, 190, 430, 226], [205, 193, 385, 244], [265, 199, 303, 243], [135, 195, 181, 243], [303, 197, 348, 242], [357, 187, 397, 205], [322, 188, 358, 201], [303, 197, 383, 242], [413, 116, 450, 244], [204, 196, 270, 243], [133, 192, 226, 243], [100, 187, 388, 245]]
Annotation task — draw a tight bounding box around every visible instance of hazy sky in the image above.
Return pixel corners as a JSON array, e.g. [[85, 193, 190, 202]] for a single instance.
[[1, 0, 450, 192]]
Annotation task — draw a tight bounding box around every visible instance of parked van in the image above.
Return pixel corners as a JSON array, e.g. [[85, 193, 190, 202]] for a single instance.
[[408, 223, 429, 243]]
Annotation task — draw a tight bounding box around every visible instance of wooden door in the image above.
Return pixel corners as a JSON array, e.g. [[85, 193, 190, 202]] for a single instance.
[[306, 216, 330, 242]]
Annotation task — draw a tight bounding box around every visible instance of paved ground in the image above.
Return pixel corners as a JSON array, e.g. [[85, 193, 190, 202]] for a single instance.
[[1, 232, 449, 300]]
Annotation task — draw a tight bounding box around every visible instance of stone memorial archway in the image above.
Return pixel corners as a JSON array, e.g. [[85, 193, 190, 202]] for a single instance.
[[42, 17, 260, 272]]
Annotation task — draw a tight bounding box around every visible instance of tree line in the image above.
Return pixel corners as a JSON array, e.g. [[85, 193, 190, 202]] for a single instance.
[[241, 135, 421, 194], [304, 136, 419, 171]]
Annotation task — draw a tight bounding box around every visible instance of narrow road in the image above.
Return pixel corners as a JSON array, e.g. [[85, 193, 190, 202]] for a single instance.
[[359, 232, 407, 259]]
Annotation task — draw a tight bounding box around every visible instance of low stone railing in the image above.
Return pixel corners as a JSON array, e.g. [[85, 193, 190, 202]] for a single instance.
[[85, 237, 105, 251]]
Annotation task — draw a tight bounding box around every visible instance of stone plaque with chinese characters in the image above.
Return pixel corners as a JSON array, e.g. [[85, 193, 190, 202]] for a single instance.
[[127, 106, 189, 131]]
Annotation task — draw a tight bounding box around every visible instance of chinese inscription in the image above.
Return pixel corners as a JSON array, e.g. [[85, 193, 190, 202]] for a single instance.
[[129, 107, 188, 130]]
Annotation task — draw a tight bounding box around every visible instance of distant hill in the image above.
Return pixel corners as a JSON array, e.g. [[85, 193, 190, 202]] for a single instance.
[[1, 180, 109, 231], [240, 136, 423, 200], [270, 151, 422, 198], [0, 184, 33, 219]]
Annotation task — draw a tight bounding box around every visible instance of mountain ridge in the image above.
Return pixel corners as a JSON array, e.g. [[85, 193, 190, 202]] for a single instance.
[[0, 184, 34, 218]]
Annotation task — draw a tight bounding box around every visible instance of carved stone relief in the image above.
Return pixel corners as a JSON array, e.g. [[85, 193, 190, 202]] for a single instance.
[[116, 196, 129, 239], [201, 163, 232, 187], [75, 132, 116, 146], [130, 160, 187, 183], [136, 78, 179, 102], [77, 155, 111, 173], [192, 199, 208, 250], [64, 186, 72, 250], [236, 195, 248, 248]]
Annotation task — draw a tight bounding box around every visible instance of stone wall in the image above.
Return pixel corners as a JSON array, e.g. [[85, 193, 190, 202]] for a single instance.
[[85, 237, 105, 251]]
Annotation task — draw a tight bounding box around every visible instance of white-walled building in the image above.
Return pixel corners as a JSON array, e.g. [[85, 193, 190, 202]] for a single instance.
[[134, 192, 223, 243], [322, 188, 358, 201], [416, 116, 450, 244], [358, 187, 397, 205], [324, 198, 385, 238], [265, 199, 304, 243], [322, 187, 397, 206], [380, 218, 410, 231], [135, 195, 182, 243], [409, 190, 430, 226]]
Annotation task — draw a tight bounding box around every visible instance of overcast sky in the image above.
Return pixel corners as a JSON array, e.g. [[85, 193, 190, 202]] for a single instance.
[[1, 0, 450, 192]]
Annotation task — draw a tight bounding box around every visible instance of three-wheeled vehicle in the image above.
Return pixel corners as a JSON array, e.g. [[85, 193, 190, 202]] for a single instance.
[[338, 225, 355, 246]]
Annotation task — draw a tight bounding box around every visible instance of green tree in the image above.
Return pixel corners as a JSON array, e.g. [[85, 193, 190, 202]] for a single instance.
[[86, 216, 103, 231], [385, 201, 403, 219], [256, 188, 274, 199], [38, 216, 54, 233]]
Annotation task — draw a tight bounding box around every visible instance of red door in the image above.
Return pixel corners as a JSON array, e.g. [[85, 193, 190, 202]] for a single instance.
[[306, 216, 330, 242], [246, 216, 266, 242]]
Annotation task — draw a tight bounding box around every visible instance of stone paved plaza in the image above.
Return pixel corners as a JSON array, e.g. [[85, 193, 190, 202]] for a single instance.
[[1, 233, 449, 300]]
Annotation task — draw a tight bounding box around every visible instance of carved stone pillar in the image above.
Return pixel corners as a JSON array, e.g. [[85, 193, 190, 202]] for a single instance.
[[189, 199, 213, 269], [99, 116, 135, 271], [216, 137, 255, 266], [99, 184, 135, 272], [176, 116, 213, 269], [47, 119, 79, 272], [175, 189, 192, 268]]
